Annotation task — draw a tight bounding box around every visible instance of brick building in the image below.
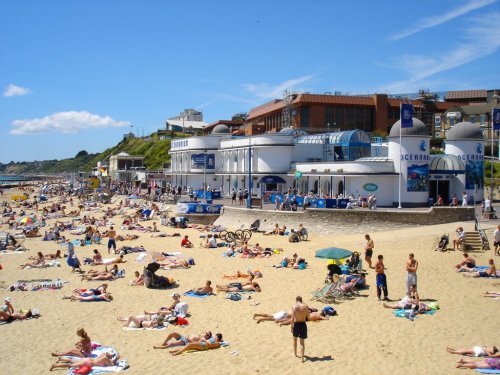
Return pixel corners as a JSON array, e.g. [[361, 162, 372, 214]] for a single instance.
[[244, 92, 460, 137]]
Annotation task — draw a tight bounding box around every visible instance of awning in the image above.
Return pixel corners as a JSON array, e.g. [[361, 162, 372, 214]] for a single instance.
[[261, 175, 287, 184]]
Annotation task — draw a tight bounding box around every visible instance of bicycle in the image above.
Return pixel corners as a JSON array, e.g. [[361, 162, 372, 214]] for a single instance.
[[219, 229, 252, 244]]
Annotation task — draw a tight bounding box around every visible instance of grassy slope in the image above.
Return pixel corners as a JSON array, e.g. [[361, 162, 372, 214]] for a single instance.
[[0, 132, 190, 174]]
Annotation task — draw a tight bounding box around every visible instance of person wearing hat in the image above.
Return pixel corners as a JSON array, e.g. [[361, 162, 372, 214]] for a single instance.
[[0, 297, 32, 322]]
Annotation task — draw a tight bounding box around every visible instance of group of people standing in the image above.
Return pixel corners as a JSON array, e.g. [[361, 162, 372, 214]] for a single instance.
[[362, 234, 419, 302]]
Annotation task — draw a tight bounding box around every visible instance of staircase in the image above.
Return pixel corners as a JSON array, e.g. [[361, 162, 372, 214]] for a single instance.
[[464, 231, 486, 251]]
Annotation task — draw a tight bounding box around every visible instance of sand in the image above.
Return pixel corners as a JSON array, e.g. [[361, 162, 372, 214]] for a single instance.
[[0, 188, 499, 375]]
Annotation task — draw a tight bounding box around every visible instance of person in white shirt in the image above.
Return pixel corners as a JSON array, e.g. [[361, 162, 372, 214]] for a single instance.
[[493, 225, 500, 255], [462, 192, 468, 207], [203, 234, 217, 248]]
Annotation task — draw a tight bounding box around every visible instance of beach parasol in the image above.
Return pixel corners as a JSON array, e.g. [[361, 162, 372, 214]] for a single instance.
[[315, 247, 353, 260], [19, 216, 36, 224]]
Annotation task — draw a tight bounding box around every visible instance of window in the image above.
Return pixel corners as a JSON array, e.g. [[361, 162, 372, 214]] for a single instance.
[[325, 106, 334, 127], [364, 108, 374, 131], [300, 106, 310, 128], [469, 115, 476, 123], [480, 114, 486, 127], [335, 107, 344, 130]]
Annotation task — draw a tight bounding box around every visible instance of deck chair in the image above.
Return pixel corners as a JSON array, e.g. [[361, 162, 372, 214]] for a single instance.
[[311, 281, 339, 303], [333, 278, 360, 299]]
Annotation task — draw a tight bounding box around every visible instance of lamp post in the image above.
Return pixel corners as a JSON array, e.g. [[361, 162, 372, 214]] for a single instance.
[[246, 141, 252, 209], [203, 148, 207, 203]]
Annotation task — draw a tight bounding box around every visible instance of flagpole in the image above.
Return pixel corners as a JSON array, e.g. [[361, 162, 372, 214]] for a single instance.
[[398, 104, 402, 209], [492, 109, 494, 201]]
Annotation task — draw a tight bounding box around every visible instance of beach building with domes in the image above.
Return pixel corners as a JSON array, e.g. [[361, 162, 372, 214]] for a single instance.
[[167, 119, 485, 207]]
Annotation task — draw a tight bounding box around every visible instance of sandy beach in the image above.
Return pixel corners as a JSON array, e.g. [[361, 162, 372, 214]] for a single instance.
[[1, 188, 499, 375]]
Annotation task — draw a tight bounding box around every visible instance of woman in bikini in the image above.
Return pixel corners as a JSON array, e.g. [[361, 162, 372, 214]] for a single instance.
[[51, 328, 92, 358], [50, 351, 118, 371], [70, 293, 113, 302], [447, 345, 499, 357], [20, 252, 45, 269], [169, 333, 222, 355]]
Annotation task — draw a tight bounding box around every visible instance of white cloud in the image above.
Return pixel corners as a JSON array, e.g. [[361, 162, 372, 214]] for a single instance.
[[10, 110, 130, 135], [242, 75, 315, 100], [389, 0, 497, 40], [380, 12, 500, 93], [3, 84, 32, 97]]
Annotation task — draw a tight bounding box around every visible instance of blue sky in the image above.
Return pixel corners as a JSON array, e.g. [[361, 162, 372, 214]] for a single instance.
[[1, 0, 499, 163]]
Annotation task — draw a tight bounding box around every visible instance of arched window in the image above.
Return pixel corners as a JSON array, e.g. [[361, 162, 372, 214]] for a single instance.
[[337, 181, 344, 196]]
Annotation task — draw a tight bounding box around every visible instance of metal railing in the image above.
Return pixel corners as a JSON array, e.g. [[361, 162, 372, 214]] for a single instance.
[[474, 216, 490, 250]]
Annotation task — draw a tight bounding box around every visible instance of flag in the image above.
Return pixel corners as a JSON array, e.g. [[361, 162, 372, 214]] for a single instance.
[[401, 104, 414, 128], [493, 108, 500, 131]]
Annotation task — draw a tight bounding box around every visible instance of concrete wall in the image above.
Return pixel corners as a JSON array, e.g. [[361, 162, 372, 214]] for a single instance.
[[214, 206, 475, 235]]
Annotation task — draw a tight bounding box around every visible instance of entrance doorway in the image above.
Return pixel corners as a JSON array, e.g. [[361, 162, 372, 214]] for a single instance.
[[337, 181, 344, 196], [429, 180, 450, 204]]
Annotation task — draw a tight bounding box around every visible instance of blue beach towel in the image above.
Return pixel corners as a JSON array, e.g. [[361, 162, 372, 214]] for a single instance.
[[183, 291, 211, 298], [476, 370, 500, 374], [393, 308, 435, 320]]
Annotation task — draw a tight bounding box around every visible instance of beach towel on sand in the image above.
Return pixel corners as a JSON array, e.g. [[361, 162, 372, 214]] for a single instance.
[[393, 309, 435, 320], [183, 291, 211, 298], [475, 370, 500, 374], [66, 346, 129, 374]]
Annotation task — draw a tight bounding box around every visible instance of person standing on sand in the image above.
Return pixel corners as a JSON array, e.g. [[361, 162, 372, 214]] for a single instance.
[[406, 253, 418, 295], [291, 296, 309, 363], [375, 255, 388, 301], [364, 234, 374, 269], [107, 226, 116, 254], [493, 225, 500, 256]]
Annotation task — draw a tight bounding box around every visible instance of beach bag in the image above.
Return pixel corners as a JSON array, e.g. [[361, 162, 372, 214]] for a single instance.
[[322, 306, 337, 316], [227, 293, 241, 301], [187, 257, 195, 266], [74, 366, 92, 375]]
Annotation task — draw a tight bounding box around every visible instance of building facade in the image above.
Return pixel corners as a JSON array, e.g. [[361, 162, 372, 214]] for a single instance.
[[167, 121, 484, 207]]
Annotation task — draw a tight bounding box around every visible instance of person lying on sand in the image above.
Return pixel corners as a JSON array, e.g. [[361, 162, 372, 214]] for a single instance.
[[80, 268, 117, 281], [223, 269, 263, 280], [50, 351, 118, 371], [463, 259, 497, 278], [0, 297, 33, 322], [44, 250, 62, 259], [253, 311, 291, 324], [186, 280, 213, 295], [216, 281, 261, 293], [278, 311, 330, 326], [159, 259, 190, 269], [20, 252, 45, 269], [154, 331, 214, 349], [484, 291, 500, 298], [121, 313, 165, 329], [70, 284, 108, 297], [168, 333, 223, 355], [68, 293, 113, 302], [455, 357, 500, 370], [51, 328, 92, 358], [447, 345, 499, 357]]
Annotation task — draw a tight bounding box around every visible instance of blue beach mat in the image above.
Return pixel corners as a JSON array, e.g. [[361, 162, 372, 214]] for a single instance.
[[183, 291, 211, 298], [476, 370, 500, 374], [393, 308, 435, 320]]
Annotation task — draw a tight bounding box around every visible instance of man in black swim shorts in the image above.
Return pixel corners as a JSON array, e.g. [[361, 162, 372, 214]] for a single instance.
[[291, 296, 309, 363]]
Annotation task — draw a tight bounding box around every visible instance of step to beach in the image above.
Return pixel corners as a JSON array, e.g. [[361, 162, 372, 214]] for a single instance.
[[464, 231, 485, 251]]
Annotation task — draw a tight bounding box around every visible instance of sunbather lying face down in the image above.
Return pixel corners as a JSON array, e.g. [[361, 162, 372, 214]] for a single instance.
[[216, 281, 261, 292]]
